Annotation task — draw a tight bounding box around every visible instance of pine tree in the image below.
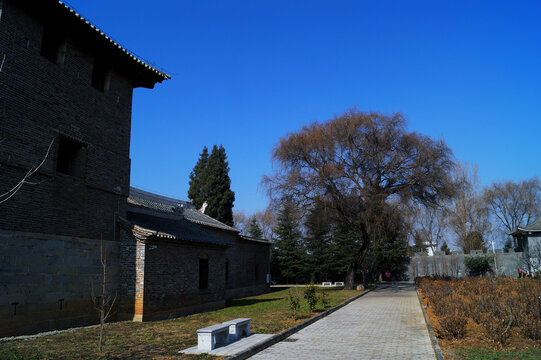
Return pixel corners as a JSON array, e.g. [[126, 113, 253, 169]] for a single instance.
[[247, 217, 263, 239], [271, 201, 306, 284], [204, 145, 235, 226], [188, 146, 209, 209]]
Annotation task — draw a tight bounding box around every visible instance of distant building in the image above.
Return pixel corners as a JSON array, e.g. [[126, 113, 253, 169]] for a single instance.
[[509, 215, 541, 273]]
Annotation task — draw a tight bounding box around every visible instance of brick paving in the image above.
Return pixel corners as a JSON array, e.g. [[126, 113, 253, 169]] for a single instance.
[[249, 283, 436, 360]]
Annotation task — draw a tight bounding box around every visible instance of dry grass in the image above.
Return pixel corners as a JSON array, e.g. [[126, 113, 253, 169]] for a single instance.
[[0, 287, 361, 360]]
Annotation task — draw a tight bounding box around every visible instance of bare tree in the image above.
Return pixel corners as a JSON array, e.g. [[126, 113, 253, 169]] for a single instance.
[[412, 204, 448, 254], [91, 236, 117, 352], [484, 178, 541, 247], [253, 208, 276, 240], [233, 210, 250, 234], [264, 110, 455, 288], [447, 163, 490, 253], [234, 208, 276, 240], [0, 138, 54, 204]]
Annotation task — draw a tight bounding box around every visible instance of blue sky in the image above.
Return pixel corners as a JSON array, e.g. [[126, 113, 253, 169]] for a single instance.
[[67, 0, 540, 215]]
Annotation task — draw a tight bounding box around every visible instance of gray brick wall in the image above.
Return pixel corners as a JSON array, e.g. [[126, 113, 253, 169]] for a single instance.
[[0, 229, 120, 337], [0, 0, 132, 241], [118, 224, 271, 322]]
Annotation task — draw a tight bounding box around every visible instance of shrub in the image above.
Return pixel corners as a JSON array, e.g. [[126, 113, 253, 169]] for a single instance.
[[319, 289, 330, 309], [464, 255, 492, 277], [287, 288, 301, 318], [514, 279, 541, 340], [304, 284, 319, 312], [476, 296, 514, 347], [437, 313, 468, 339]]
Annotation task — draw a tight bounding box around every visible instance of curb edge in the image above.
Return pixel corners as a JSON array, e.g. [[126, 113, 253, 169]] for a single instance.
[[416, 288, 445, 360]]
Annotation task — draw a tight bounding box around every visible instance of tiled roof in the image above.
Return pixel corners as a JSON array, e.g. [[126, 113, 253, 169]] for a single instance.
[[521, 215, 541, 232], [54, 1, 170, 81], [183, 209, 239, 233], [126, 211, 229, 247], [129, 187, 239, 233]]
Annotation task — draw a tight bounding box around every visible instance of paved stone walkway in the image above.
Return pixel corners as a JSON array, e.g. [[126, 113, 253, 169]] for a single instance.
[[250, 283, 436, 360]]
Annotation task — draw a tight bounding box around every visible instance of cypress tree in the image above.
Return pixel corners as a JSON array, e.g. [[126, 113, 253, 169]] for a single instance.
[[204, 145, 235, 226], [247, 217, 264, 239], [188, 146, 209, 209]]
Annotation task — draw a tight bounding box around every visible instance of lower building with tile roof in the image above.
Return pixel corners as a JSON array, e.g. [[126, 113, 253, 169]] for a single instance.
[[117, 188, 271, 322]]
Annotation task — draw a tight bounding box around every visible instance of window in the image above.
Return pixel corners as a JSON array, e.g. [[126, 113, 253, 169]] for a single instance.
[[41, 25, 63, 64], [92, 59, 109, 92], [199, 258, 209, 290], [225, 260, 229, 283], [56, 135, 86, 177]]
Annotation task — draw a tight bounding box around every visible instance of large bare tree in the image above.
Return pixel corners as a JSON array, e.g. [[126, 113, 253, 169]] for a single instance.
[[264, 110, 455, 288], [484, 178, 541, 247]]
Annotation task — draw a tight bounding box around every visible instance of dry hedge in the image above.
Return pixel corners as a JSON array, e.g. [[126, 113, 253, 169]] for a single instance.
[[417, 277, 541, 347]]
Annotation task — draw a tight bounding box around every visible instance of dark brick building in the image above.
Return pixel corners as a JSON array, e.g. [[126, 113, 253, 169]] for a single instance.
[[0, 0, 168, 337], [0, 0, 270, 338]]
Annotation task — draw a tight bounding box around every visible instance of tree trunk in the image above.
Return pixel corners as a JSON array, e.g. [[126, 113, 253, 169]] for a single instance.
[[344, 262, 356, 289]]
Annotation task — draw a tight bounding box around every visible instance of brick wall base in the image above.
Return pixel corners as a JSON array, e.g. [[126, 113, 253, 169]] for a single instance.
[[0, 230, 119, 337]]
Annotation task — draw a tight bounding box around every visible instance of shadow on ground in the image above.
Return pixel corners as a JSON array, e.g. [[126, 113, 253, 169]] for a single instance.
[[226, 298, 283, 306]]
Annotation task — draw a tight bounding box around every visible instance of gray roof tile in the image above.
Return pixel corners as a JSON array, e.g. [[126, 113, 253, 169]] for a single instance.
[[523, 215, 541, 232], [126, 211, 229, 247], [129, 187, 239, 233]]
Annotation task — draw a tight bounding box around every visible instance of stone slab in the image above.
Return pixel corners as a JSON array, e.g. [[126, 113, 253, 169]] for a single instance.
[[179, 334, 274, 356]]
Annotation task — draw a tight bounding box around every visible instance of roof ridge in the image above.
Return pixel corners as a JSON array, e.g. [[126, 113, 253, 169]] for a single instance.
[[130, 187, 187, 205], [58, 1, 170, 79]]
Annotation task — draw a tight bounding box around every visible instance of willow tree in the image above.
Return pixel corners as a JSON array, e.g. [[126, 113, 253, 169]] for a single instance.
[[264, 110, 455, 288]]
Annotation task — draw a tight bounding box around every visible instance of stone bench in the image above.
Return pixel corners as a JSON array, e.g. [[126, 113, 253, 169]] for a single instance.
[[333, 282, 344, 287], [223, 318, 251, 342], [322, 282, 332, 287], [197, 323, 230, 351], [197, 318, 251, 351]]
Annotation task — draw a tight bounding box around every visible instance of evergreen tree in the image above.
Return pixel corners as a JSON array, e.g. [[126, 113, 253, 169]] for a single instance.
[[247, 217, 263, 239], [503, 238, 513, 253], [440, 241, 451, 255], [303, 200, 352, 283], [204, 145, 235, 226], [188, 146, 209, 208], [304, 201, 332, 282], [271, 201, 306, 283]]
